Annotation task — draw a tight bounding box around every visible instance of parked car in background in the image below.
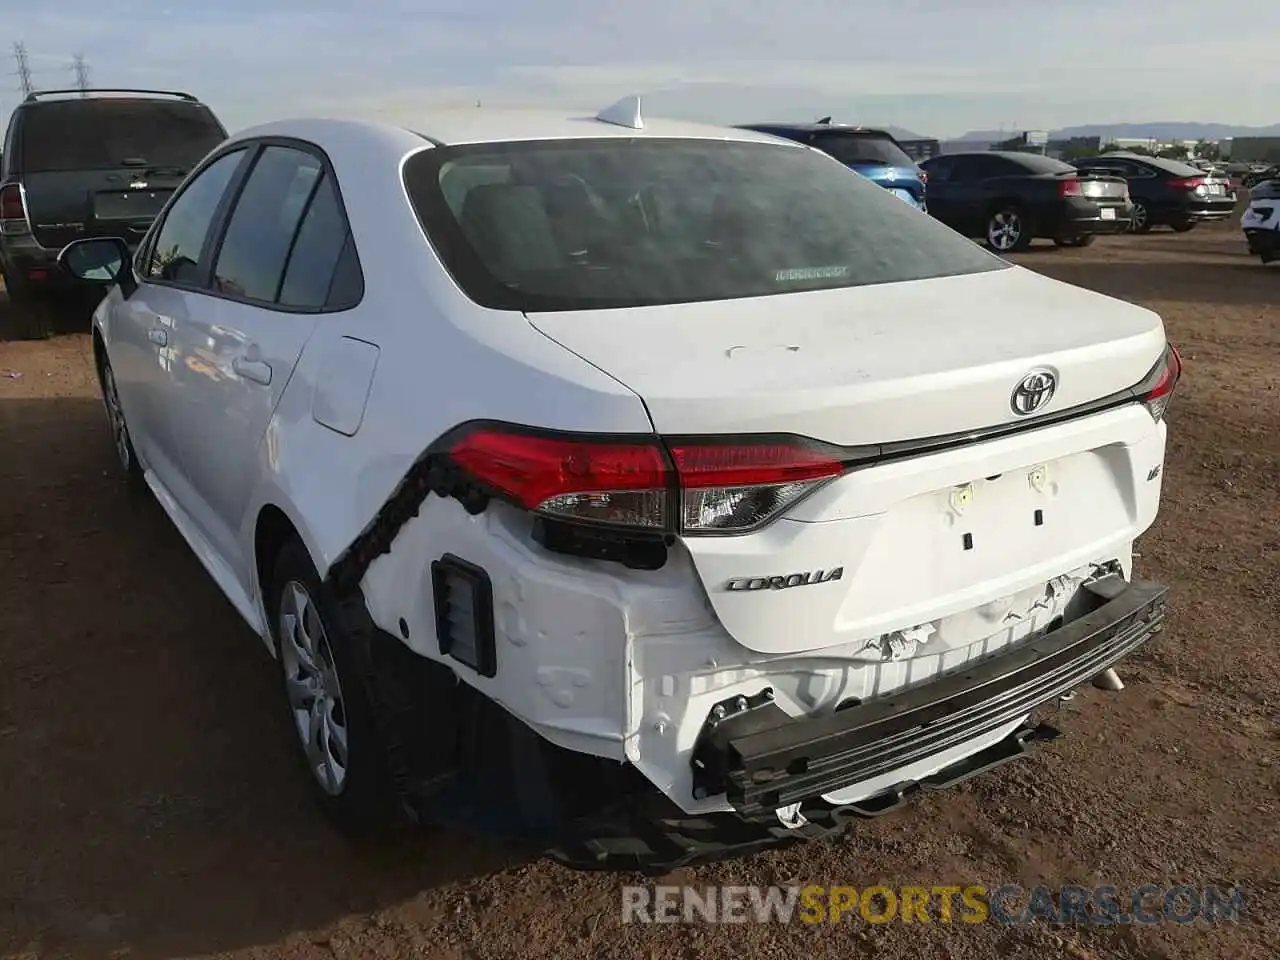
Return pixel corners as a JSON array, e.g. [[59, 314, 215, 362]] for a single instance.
[[1071, 153, 1236, 233], [0, 88, 227, 338], [735, 120, 927, 210], [1239, 177, 1280, 263], [917, 151, 1131, 252], [59, 99, 1178, 871], [1241, 164, 1280, 190]]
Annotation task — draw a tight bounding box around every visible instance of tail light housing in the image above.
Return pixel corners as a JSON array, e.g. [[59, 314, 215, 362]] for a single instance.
[[917, 170, 928, 184], [1168, 177, 1204, 191], [0, 183, 27, 227], [1059, 177, 1083, 197], [445, 426, 845, 536], [1137, 343, 1183, 421]]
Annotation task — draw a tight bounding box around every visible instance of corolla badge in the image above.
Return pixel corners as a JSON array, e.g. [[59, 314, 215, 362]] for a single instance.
[[1010, 368, 1057, 416], [725, 568, 844, 591]]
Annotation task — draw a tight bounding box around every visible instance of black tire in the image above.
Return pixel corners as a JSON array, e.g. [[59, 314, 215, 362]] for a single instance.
[[4, 273, 54, 340], [1054, 234, 1096, 248], [267, 536, 399, 838], [1171, 221, 1196, 233], [1129, 201, 1152, 234], [95, 349, 147, 491], [985, 206, 1032, 253]]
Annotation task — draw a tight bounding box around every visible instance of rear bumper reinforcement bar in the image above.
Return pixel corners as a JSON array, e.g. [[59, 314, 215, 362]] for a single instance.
[[691, 575, 1168, 817]]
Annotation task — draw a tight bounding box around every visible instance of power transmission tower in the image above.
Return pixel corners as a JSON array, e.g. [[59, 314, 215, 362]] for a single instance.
[[13, 42, 32, 98], [72, 54, 90, 95]]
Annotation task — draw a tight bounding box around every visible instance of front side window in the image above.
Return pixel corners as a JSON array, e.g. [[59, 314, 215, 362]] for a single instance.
[[403, 138, 1007, 312], [143, 148, 247, 284]]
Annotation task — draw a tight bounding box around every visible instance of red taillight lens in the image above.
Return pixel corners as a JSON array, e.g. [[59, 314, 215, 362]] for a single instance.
[[1168, 177, 1204, 190], [1059, 177, 1083, 197], [0, 184, 25, 220], [447, 428, 845, 533], [918, 170, 928, 184], [448, 430, 669, 528], [1140, 344, 1183, 421]]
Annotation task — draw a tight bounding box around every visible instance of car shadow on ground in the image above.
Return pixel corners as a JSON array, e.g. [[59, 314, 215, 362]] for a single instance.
[[0, 395, 538, 959], [0, 284, 103, 343]]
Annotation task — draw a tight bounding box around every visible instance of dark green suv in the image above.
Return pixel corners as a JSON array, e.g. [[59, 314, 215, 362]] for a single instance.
[[1, 89, 227, 338]]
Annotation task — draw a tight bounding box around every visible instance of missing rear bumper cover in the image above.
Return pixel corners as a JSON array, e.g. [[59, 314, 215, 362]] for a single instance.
[[690, 575, 1168, 817]]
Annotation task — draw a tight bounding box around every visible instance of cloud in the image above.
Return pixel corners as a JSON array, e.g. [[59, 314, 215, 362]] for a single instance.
[[4, 0, 1279, 137]]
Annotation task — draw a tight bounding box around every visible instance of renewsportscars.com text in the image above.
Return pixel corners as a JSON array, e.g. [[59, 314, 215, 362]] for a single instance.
[[621, 884, 1248, 926]]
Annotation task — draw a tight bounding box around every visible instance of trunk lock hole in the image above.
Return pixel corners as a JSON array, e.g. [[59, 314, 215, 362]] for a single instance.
[[1034, 508, 1044, 527], [962, 533, 974, 551]]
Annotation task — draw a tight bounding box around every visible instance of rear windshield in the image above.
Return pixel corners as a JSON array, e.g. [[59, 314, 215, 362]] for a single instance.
[[19, 99, 226, 173], [403, 138, 1006, 312], [810, 132, 915, 167], [1139, 155, 1206, 178], [1006, 152, 1076, 175]]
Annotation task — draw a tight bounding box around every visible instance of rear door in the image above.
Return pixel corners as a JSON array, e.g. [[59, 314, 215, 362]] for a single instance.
[[16, 97, 227, 252], [167, 142, 358, 583]]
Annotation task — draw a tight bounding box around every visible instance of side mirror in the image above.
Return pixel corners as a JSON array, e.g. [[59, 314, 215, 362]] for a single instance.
[[58, 236, 135, 288]]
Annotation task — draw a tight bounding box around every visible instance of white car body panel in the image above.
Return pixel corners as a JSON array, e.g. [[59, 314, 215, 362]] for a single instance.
[[84, 109, 1175, 826]]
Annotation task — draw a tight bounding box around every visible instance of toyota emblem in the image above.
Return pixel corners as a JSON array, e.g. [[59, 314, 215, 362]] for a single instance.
[[1011, 368, 1057, 416]]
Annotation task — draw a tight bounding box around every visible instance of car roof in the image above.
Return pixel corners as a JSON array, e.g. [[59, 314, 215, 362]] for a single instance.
[[231, 107, 796, 153], [735, 122, 896, 137]]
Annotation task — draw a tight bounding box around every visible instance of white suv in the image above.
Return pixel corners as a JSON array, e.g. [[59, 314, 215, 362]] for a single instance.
[[59, 97, 1178, 870]]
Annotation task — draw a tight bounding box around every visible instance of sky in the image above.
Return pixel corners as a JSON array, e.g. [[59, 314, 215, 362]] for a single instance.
[[5, 0, 1280, 139]]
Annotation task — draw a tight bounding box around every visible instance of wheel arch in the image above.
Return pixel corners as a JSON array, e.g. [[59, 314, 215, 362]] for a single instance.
[[252, 502, 324, 655]]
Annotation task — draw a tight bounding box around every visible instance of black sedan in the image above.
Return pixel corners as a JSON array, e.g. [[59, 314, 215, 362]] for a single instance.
[[1071, 152, 1237, 233], [919, 151, 1132, 252]]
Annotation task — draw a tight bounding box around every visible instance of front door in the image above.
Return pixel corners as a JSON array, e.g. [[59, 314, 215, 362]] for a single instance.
[[108, 146, 250, 496]]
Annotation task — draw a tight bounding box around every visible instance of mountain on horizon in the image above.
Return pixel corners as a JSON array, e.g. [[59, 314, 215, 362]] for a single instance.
[[953, 121, 1280, 142]]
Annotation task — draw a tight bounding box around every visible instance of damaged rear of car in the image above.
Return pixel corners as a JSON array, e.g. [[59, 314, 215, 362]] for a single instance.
[[328, 124, 1178, 868], [79, 110, 1178, 873]]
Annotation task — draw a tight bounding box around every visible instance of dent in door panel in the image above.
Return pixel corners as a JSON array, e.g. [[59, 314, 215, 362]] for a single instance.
[[311, 337, 381, 437]]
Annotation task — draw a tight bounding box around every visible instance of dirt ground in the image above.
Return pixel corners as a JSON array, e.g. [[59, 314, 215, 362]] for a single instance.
[[1, 222, 1277, 960]]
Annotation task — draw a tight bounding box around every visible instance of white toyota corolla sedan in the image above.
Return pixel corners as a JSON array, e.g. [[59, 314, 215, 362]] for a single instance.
[[60, 97, 1179, 870]]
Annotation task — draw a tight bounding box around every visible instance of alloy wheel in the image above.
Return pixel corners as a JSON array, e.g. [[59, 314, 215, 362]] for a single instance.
[[987, 211, 1023, 251], [101, 363, 133, 472], [278, 580, 349, 796]]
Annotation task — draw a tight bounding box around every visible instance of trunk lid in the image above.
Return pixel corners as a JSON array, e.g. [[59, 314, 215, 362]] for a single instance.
[[527, 265, 1165, 446], [529, 266, 1169, 656]]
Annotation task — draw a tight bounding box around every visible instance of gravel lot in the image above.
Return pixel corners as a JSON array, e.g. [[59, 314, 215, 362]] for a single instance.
[[1, 223, 1277, 960]]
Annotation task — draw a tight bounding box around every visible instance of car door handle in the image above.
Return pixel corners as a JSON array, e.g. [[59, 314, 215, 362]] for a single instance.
[[233, 355, 272, 386], [147, 327, 167, 346]]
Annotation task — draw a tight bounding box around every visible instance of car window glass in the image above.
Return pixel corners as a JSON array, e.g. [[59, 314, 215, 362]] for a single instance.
[[212, 146, 322, 302], [406, 138, 1008, 313], [810, 133, 914, 167], [949, 156, 991, 180], [278, 172, 355, 308], [325, 234, 363, 308], [920, 156, 954, 181], [143, 148, 246, 284]]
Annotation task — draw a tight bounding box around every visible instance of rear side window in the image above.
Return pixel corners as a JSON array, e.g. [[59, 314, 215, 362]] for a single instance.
[[811, 133, 914, 167], [277, 174, 358, 309], [212, 147, 322, 302], [403, 138, 1007, 312], [17, 99, 226, 174]]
